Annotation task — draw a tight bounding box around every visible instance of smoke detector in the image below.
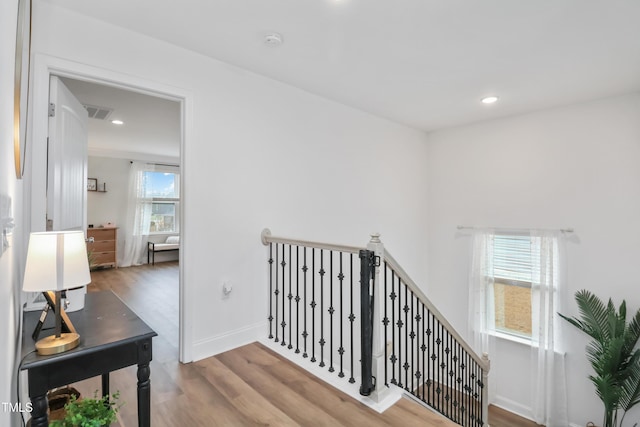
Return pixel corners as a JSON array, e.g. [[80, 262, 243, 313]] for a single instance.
[[264, 32, 283, 46]]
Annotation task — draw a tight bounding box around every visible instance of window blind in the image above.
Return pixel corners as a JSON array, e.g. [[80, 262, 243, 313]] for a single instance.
[[493, 234, 532, 283]]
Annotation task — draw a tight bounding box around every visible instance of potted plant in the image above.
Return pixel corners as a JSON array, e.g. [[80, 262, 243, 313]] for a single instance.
[[49, 391, 121, 427], [559, 290, 640, 427]]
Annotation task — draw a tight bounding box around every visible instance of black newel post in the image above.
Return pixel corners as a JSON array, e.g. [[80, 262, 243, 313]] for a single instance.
[[359, 249, 375, 396]]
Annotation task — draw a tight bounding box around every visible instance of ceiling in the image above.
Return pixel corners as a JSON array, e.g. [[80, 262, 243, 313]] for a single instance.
[[50, 0, 640, 133], [60, 78, 181, 161]]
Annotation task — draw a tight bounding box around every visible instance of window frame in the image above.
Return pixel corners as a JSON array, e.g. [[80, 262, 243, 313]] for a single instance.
[[143, 168, 180, 235]]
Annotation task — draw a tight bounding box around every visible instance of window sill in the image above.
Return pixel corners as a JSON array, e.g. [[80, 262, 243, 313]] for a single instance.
[[490, 330, 532, 347]]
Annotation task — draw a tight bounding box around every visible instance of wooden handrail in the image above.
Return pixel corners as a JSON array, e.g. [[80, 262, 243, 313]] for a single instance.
[[261, 228, 364, 254], [383, 248, 490, 371]]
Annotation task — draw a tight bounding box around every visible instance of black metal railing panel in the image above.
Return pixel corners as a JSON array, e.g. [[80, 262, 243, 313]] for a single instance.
[[382, 260, 486, 427], [267, 242, 363, 385]]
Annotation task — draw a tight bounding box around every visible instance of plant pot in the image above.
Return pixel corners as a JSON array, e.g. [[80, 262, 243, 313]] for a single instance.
[[47, 386, 82, 421]]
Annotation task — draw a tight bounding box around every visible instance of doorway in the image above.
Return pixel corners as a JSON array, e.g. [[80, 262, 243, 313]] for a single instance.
[[29, 54, 192, 362]]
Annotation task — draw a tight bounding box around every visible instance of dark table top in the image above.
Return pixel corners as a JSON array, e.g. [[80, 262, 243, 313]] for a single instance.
[[20, 291, 157, 370]]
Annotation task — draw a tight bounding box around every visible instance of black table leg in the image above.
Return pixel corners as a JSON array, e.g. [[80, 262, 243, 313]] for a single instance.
[[137, 362, 151, 427], [29, 394, 48, 427], [102, 372, 110, 399]]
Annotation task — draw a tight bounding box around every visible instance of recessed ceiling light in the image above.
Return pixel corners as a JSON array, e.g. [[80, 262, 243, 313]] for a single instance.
[[264, 33, 283, 46], [481, 96, 499, 104], [111, 119, 124, 125]]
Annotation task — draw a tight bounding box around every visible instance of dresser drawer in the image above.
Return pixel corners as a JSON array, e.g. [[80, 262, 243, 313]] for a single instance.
[[87, 240, 114, 252], [87, 228, 116, 241]]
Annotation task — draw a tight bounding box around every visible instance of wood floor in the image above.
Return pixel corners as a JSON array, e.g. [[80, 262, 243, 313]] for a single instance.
[[71, 262, 540, 427]]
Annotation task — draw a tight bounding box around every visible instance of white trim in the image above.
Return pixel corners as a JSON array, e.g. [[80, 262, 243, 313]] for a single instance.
[[28, 53, 194, 362], [492, 395, 534, 423], [192, 321, 264, 361], [260, 337, 403, 414]]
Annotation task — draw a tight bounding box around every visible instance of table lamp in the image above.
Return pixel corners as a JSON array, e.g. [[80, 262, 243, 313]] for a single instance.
[[23, 230, 91, 355]]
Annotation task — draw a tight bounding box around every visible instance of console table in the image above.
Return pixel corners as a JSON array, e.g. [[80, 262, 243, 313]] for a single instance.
[[20, 291, 157, 426]]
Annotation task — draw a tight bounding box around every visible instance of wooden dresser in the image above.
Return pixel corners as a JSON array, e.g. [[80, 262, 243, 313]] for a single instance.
[[87, 227, 117, 268]]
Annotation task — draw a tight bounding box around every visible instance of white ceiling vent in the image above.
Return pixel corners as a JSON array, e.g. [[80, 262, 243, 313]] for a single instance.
[[83, 104, 113, 120]]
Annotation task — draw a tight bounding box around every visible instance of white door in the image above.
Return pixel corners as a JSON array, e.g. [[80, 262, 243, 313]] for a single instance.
[[47, 76, 88, 231]]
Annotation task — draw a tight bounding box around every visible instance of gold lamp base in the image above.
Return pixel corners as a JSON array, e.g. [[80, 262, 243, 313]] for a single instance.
[[35, 332, 80, 355]]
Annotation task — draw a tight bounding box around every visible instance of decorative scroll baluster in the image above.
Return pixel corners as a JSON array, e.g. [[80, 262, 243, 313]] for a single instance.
[[349, 253, 355, 384], [311, 248, 316, 363], [280, 244, 287, 347], [268, 243, 274, 339], [295, 246, 300, 354], [390, 270, 397, 385], [329, 251, 335, 373], [302, 248, 308, 358], [288, 245, 293, 350], [404, 283, 409, 391], [383, 263, 389, 386], [275, 244, 279, 343], [319, 250, 325, 368], [338, 252, 345, 378]]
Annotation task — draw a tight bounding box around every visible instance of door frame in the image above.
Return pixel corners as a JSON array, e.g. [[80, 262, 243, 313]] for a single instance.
[[28, 53, 194, 362]]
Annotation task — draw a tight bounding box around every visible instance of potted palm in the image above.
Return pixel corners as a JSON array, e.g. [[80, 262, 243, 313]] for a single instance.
[[559, 290, 640, 427]]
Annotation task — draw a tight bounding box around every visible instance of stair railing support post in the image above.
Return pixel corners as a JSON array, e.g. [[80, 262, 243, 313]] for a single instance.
[[359, 247, 375, 396], [482, 352, 490, 427], [368, 233, 389, 403]]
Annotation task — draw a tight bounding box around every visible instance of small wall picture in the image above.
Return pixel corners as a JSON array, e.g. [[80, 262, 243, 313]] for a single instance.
[[87, 178, 97, 191]]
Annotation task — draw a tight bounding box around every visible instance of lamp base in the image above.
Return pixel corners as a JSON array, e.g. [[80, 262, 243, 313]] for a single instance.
[[35, 332, 80, 355]]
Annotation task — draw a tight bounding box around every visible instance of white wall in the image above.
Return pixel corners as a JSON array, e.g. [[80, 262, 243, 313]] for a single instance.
[[33, 3, 430, 361], [426, 93, 640, 425], [1, 1, 27, 425]]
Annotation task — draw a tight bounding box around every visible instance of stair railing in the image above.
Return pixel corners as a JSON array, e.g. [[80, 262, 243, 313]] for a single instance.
[[261, 229, 490, 426]]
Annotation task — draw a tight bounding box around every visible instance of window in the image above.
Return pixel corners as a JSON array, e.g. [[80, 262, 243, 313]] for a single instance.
[[142, 170, 180, 233], [492, 234, 533, 338]]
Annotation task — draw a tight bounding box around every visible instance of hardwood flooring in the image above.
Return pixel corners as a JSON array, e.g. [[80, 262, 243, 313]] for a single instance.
[[70, 262, 541, 427]]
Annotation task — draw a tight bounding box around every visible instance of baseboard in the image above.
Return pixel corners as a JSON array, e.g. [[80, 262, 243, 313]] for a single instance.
[[492, 395, 534, 422], [260, 338, 403, 414], [192, 321, 264, 361], [493, 396, 583, 427]]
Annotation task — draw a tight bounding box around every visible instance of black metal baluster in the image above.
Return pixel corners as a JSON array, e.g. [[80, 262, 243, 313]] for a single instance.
[[338, 252, 345, 378], [275, 244, 279, 343], [281, 244, 287, 347], [268, 243, 274, 339], [410, 290, 415, 395], [311, 248, 316, 363], [288, 245, 293, 349], [328, 251, 334, 373], [397, 276, 403, 388], [295, 246, 300, 354], [390, 270, 397, 385], [427, 312, 436, 408], [447, 332, 452, 420], [319, 250, 326, 368], [435, 317, 441, 412], [303, 248, 308, 358], [404, 283, 409, 391], [383, 263, 389, 386], [420, 302, 425, 402], [349, 253, 355, 384]]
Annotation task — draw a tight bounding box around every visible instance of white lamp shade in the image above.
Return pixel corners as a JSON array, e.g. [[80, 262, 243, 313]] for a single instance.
[[23, 231, 91, 292]]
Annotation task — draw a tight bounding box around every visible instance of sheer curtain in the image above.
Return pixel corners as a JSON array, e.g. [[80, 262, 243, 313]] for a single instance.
[[530, 231, 568, 427], [467, 230, 497, 401], [120, 161, 154, 267]]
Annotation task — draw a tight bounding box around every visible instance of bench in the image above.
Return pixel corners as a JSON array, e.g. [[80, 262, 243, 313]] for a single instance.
[[147, 236, 179, 265]]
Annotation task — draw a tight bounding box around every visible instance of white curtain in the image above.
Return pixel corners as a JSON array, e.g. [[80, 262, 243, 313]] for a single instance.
[[120, 161, 154, 267], [530, 231, 568, 427], [467, 230, 497, 401]]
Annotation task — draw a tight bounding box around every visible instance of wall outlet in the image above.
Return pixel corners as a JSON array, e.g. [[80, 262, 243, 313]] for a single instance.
[[222, 282, 233, 298]]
